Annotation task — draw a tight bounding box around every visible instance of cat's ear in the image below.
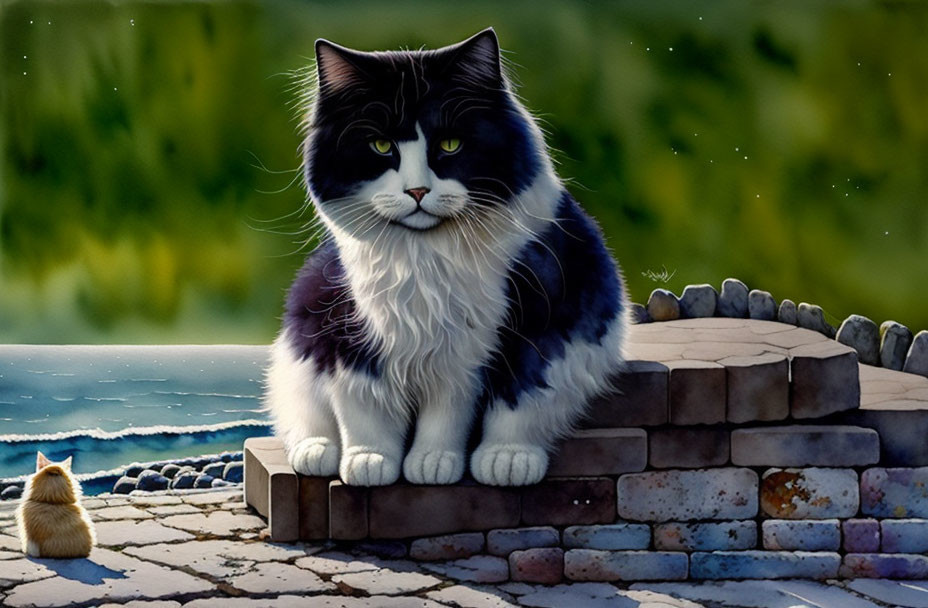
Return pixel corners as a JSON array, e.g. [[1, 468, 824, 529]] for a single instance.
[[315, 39, 369, 97], [36, 452, 50, 471], [443, 28, 503, 87], [61, 456, 73, 471]]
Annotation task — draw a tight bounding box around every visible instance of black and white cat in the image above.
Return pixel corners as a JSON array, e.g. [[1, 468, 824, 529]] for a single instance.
[[266, 28, 627, 487]]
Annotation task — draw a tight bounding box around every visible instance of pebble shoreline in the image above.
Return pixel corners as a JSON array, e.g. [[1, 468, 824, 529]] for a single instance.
[[0, 451, 245, 501]]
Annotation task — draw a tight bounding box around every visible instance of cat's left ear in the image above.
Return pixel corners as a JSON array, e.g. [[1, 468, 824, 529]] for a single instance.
[[442, 28, 503, 87], [36, 452, 50, 471], [61, 456, 73, 471]]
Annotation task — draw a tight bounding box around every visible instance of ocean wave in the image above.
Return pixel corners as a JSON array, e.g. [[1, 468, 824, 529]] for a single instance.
[[0, 419, 270, 443]]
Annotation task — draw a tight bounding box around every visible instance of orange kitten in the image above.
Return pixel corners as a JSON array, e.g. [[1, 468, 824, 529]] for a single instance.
[[15, 452, 95, 558]]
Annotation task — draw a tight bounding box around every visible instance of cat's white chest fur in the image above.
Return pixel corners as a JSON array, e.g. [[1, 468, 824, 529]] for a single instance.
[[340, 232, 508, 409]]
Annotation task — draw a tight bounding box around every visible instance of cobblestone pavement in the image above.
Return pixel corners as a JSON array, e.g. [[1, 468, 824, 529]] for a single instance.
[[1, 489, 926, 607]]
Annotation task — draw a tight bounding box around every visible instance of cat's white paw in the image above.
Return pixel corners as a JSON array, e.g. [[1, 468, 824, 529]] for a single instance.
[[340, 447, 401, 486], [471, 444, 548, 486], [288, 437, 340, 477], [403, 449, 465, 485]]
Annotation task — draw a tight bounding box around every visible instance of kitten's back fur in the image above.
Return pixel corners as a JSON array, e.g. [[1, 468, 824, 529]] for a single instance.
[[16, 453, 95, 558]]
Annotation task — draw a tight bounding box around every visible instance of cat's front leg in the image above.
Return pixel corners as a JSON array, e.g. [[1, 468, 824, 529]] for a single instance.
[[266, 336, 341, 477], [332, 369, 408, 486], [403, 384, 476, 485]]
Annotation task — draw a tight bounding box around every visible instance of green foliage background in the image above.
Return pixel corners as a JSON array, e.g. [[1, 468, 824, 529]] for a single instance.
[[1, 0, 926, 344]]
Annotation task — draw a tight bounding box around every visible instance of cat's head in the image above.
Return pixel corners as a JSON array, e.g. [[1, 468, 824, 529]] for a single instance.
[[303, 28, 545, 238], [26, 451, 79, 504]]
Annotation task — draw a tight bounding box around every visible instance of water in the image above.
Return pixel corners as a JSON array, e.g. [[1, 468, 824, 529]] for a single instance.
[[0, 345, 273, 490]]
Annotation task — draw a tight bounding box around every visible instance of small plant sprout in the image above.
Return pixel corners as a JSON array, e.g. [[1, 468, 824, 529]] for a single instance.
[[642, 266, 677, 284]]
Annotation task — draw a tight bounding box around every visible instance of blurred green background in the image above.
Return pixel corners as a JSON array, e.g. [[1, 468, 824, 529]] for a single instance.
[[1, 0, 926, 344]]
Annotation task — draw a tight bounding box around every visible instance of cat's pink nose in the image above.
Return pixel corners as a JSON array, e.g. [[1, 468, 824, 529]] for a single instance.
[[405, 187, 430, 203]]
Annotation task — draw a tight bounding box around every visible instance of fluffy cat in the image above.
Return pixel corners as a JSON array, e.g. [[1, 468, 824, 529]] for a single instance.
[[16, 452, 95, 558], [266, 28, 627, 487]]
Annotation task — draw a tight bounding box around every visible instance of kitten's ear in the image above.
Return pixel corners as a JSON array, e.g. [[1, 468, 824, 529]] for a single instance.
[[62, 456, 73, 471], [36, 452, 50, 471], [444, 28, 503, 87], [315, 39, 369, 97]]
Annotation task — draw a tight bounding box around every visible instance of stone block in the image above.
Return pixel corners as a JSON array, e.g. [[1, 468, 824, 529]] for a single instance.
[[690, 551, 841, 580], [904, 331, 928, 378], [648, 289, 680, 321], [748, 289, 777, 321], [299, 475, 331, 541], [837, 315, 881, 366], [762, 519, 841, 551], [653, 521, 757, 551], [410, 532, 486, 561], [760, 468, 858, 519], [584, 361, 668, 427], [564, 549, 688, 581], [368, 482, 519, 539], [778, 299, 798, 325], [562, 523, 650, 550], [329, 481, 368, 540], [648, 427, 729, 469], [798, 302, 836, 338], [718, 278, 749, 318], [243, 436, 299, 542], [679, 284, 718, 318], [731, 425, 879, 467], [843, 519, 880, 553], [881, 321, 913, 371], [666, 360, 726, 425], [881, 519, 928, 553], [509, 548, 564, 584], [861, 468, 928, 518], [521, 478, 615, 526], [723, 353, 789, 423], [548, 428, 647, 477], [616, 468, 757, 522], [486, 527, 560, 556], [841, 553, 928, 579], [790, 341, 860, 419]]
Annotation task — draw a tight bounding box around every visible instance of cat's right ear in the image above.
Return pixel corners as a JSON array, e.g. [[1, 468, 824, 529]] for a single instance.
[[315, 39, 368, 97], [36, 452, 50, 471]]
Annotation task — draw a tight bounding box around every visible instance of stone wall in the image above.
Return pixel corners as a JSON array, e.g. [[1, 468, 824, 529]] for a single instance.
[[245, 309, 928, 583]]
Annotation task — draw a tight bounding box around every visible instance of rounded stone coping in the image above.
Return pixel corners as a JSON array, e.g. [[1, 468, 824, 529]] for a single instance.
[[639, 278, 928, 381]]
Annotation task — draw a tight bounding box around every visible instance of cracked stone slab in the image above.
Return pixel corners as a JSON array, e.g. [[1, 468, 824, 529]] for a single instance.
[[146, 504, 202, 516], [96, 601, 182, 608], [331, 569, 442, 596], [428, 584, 519, 607], [159, 511, 266, 535], [94, 519, 195, 547], [0, 558, 56, 589], [224, 561, 335, 594], [847, 579, 928, 607], [2, 547, 213, 607], [184, 597, 447, 608], [181, 489, 244, 505], [635, 580, 880, 608], [89, 505, 155, 521], [124, 539, 307, 578], [421, 554, 510, 583], [295, 551, 381, 575], [126, 494, 184, 506], [517, 582, 697, 608]]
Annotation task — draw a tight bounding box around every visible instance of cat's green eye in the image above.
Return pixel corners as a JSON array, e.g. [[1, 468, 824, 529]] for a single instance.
[[370, 139, 393, 155], [439, 138, 461, 154]]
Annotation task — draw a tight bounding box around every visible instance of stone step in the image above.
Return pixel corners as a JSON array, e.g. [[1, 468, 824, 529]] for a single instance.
[[834, 363, 928, 465], [588, 318, 861, 427]]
